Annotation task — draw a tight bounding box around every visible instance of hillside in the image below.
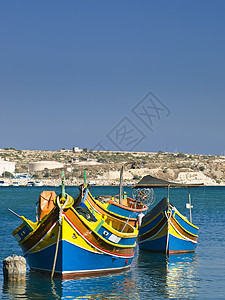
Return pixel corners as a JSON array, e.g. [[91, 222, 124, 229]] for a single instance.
[[1, 148, 225, 186]]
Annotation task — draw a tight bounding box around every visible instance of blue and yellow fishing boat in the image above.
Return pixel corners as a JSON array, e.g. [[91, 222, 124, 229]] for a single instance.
[[134, 175, 202, 254], [79, 166, 148, 228], [137, 197, 198, 254], [80, 184, 148, 227], [11, 175, 138, 279]]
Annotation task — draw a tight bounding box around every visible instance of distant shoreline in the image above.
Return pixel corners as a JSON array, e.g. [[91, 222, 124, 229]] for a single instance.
[[1, 177, 225, 187], [1, 148, 225, 187]]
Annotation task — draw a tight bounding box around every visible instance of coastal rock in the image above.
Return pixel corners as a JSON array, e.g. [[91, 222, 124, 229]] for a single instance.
[[175, 171, 216, 185], [3, 255, 26, 280]]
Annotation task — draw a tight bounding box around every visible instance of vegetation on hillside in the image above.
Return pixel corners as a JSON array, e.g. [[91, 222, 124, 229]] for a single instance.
[[0, 148, 225, 184]]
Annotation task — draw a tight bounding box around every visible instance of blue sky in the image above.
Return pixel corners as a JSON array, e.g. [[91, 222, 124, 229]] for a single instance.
[[0, 1, 225, 155]]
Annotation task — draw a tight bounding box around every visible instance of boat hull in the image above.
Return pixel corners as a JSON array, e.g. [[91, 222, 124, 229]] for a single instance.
[[137, 197, 198, 254], [21, 234, 135, 278], [26, 239, 133, 279], [13, 200, 137, 278]]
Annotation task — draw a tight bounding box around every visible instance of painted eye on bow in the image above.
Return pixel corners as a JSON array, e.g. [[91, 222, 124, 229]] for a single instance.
[[103, 231, 109, 236]]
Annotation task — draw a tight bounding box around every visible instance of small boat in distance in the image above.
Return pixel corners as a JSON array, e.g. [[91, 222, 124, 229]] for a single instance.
[[135, 175, 203, 254], [0, 180, 9, 186], [34, 181, 43, 186]]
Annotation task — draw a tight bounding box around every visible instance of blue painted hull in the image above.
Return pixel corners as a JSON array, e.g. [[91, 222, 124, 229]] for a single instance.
[[26, 240, 133, 277], [12, 189, 138, 278], [107, 204, 141, 219], [138, 234, 197, 253], [137, 197, 198, 254]]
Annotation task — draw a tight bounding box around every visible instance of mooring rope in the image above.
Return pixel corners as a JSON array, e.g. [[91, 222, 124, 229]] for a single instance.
[[164, 210, 172, 254], [51, 194, 70, 280]]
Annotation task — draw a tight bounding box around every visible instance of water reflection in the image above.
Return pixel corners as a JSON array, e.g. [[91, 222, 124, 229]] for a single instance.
[[2, 271, 62, 300], [2, 252, 198, 299], [27, 271, 63, 299], [2, 269, 139, 300], [2, 278, 27, 299], [62, 271, 139, 299], [166, 253, 198, 298], [135, 251, 198, 299]]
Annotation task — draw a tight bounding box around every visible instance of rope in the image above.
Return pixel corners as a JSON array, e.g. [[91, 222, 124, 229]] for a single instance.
[[121, 215, 130, 233], [51, 194, 70, 280], [164, 210, 172, 254]]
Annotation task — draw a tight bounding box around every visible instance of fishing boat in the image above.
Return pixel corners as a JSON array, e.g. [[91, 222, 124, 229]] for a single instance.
[[0, 180, 9, 186], [80, 166, 148, 228], [135, 175, 203, 254], [10, 173, 138, 279], [80, 184, 148, 228], [34, 181, 43, 186]]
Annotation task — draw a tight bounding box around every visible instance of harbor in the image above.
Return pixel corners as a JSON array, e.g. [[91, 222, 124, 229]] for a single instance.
[[1, 184, 225, 299], [1, 0, 225, 298]]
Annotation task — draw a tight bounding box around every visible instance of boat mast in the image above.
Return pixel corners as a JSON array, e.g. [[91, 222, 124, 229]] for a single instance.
[[119, 165, 124, 205], [188, 187, 192, 223], [119, 161, 141, 204], [167, 184, 170, 202], [84, 170, 87, 185], [61, 171, 66, 197]]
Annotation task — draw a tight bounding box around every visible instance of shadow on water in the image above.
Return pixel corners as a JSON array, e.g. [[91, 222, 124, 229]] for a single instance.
[[132, 250, 199, 299]]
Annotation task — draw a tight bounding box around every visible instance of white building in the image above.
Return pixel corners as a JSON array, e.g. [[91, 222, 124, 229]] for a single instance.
[[29, 161, 64, 172], [73, 147, 83, 153], [0, 160, 16, 176]]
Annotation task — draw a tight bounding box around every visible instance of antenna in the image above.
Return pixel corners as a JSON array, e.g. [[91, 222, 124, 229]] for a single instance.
[[186, 187, 193, 223], [61, 171, 66, 197]]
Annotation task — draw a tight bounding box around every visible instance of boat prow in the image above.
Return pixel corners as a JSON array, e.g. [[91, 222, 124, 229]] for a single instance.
[[137, 197, 198, 254]]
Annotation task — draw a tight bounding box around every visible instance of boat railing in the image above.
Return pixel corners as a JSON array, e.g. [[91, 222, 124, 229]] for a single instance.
[[104, 216, 134, 234]]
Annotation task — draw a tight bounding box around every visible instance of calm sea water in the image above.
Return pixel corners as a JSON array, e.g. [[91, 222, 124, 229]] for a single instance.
[[0, 185, 225, 299]]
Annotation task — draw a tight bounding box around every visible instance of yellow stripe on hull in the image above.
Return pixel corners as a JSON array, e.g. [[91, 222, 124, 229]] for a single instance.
[[75, 213, 137, 249], [29, 215, 103, 255], [86, 193, 131, 221], [62, 215, 102, 254], [139, 211, 164, 229], [151, 223, 168, 240], [29, 222, 59, 253], [142, 216, 197, 244], [169, 217, 197, 243], [173, 212, 198, 237], [140, 221, 168, 242], [71, 206, 138, 240], [174, 210, 199, 230]]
